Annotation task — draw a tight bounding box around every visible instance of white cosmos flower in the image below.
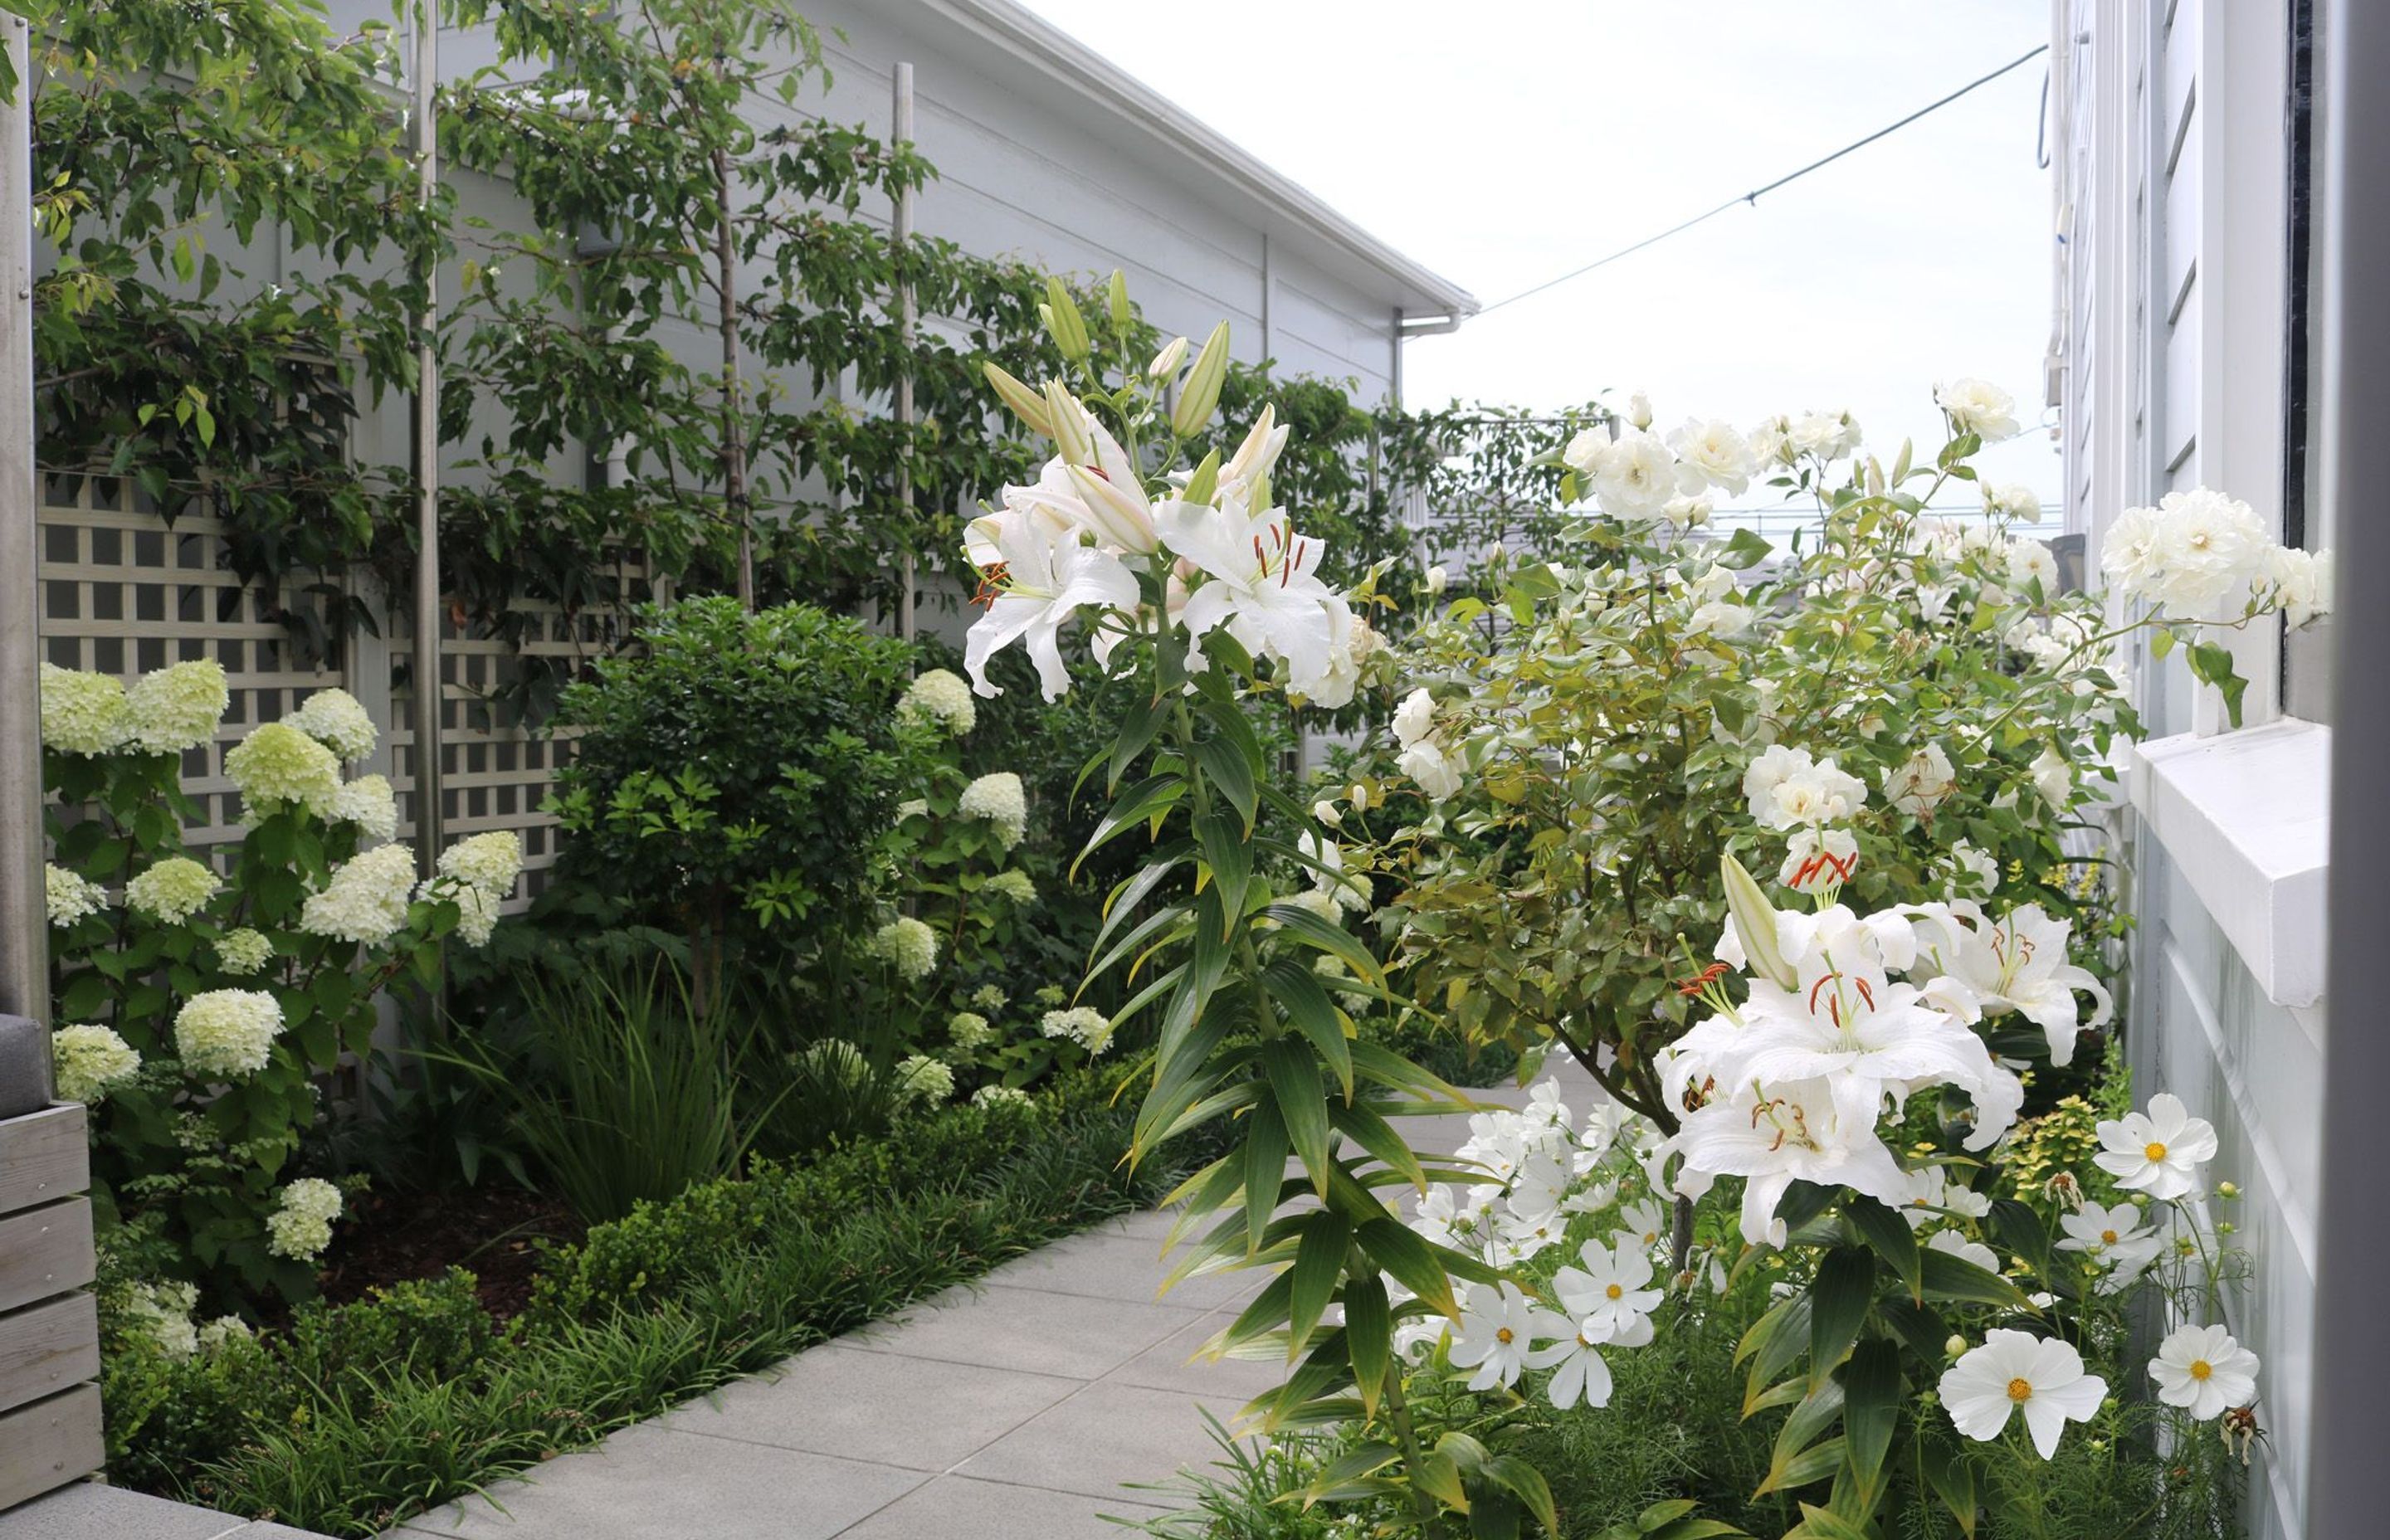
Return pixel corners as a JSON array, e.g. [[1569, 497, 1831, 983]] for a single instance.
[[1670, 1078, 1912, 1248], [1524, 1323, 1616, 1410], [1940, 1330, 2107, 1457], [1902, 1164, 1992, 1227], [1936, 378, 2021, 441], [2093, 1093, 2217, 1200], [1495, 1200, 1568, 1262], [2149, 1323, 2259, 1421], [1590, 427, 1680, 521], [1158, 500, 1346, 696], [2056, 1199, 2163, 1289], [1447, 1282, 1553, 1391], [1614, 1197, 1668, 1255], [1666, 418, 1759, 496], [1552, 1239, 1663, 1340], [1925, 1227, 2002, 1276], [963, 507, 1139, 700]]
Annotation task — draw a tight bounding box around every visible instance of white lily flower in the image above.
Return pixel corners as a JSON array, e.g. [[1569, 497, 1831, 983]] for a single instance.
[[1921, 904, 2113, 1066], [963, 512, 1138, 699], [1157, 500, 1342, 694], [1669, 1078, 1911, 1248]]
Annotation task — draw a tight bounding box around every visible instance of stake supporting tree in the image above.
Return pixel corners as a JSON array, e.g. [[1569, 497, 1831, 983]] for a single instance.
[[408, 0, 445, 890], [893, 60, 918, 644], [0, 15, 46, 1028]]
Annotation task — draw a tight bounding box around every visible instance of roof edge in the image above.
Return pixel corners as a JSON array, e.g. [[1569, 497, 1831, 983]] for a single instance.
[[911, 0, 1479, 319]]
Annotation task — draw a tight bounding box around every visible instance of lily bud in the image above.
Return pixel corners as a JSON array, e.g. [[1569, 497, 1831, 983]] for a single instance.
[[1148, 334, 1189, 381], [1043, 379, 1094, 466], [1170, 320, 1232, 439], [1720, 852, 1796, 992], [1181, 448, 1222, 508], [1041, 275, 1090, 360], [983, 363, 1054, 438], [1106, 269, 1133, 333]]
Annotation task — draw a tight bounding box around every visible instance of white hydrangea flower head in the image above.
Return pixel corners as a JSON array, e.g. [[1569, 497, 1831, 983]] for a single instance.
[[39, 664, 132, 755], [264, 1177, 343, 1260], [51, 1023, 141, 1104], [971, 1084, 1032, 1109], [1935, 378, 2021, 442], [301, 843, 417, 945], [289, 688, 378, 762], [437, 831, 524, 899], [948, 1011, 994, 1050], [196, 1315, 254, 1353], [894, 1052, 955, 1108], [125, 856, 221, 925], [870, 916, 939, 982], [45, 863, 111, 927], [434, 881, 501, 948], [969, 983, 1007, 1011], [124, 1281, 201, 1362], [214, 928, 275, 976], [1040, 1005, 1115, 1055], [984, 870, 1036, 906], [331, 774, 399, 843], [125, 660, 229, 754], [226, 721, 343, 818], [173, 989, 285, 1079], [957, 772, 1028, 850], [896, 669, 978, 736]]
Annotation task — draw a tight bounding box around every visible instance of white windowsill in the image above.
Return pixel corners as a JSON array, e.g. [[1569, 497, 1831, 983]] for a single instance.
[[2130, 719, 2330, 1008]]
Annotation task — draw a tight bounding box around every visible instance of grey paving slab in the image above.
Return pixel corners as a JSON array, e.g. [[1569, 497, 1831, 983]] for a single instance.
[[224, 1527, 340, 1539], [661, 1343, 1081, 1471], [396, 1423, 923, 1540], [1105, 1307, 1290, 1401], [846, 1281, 1207, 1381], [983, 1230, 1268, 1311], [0, 1484, 259, 1540], [954, 1381, 1251, 1502], [832, 1474, 1172, 1538]]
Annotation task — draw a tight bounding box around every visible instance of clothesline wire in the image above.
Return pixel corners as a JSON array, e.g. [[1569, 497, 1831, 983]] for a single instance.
[[1475, 43, 2054, 317]]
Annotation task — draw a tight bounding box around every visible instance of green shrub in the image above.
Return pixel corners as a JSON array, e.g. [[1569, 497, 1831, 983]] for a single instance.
[[546, 597, 924, 990]]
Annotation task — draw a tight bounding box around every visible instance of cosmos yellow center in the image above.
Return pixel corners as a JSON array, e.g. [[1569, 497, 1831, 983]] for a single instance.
[[1643, 1231, 1658, 1245], [2101, 1230, 2119, 1245], [2144, 1142, 2168, 1162], [2190, 1360, 2213, 1382], [2006, 1377, 2034, 1402], [1495, 1328, 1514, 1344], [1607, 1284, 1624, 1300]]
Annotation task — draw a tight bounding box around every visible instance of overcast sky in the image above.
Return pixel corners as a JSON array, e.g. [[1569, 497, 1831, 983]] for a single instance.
[[1017, 0, 2060, 508]]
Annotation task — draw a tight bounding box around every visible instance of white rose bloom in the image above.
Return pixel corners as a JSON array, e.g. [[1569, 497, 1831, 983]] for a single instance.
[[1591, 427, 1679, 521], [1789, 409, 1861, 461], [2031, 743, 2072, 811], [2138, 488, 2269, 612], [2258, 544, 2333, 629], [1398, 741, 1464, 802], [1767, 762, 1866, 828], [1936, 378, 2021, 442], [1560, 426, 1609, 476], [1749, 414, 1794, 467], [2006, 538, 2060, 593], [1945, 839, 2000, 897], [1392, 688, 1438, 748], [1688, 599, 1752, 639], [1661, 495, 1714, 531], [1740, 743, 1812, 821], [1985, 482, 2042, 524], [1666, 418, 1759, 497]]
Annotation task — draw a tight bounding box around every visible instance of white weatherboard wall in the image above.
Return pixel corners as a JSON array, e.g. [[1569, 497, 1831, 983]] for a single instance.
[[2048, 3, 2319, 1537]]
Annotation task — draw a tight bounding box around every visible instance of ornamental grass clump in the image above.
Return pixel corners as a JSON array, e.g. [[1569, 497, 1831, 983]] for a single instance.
[[40, 660, 518, 1302]]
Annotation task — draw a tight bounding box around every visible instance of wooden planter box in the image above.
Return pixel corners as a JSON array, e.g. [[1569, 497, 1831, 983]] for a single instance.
[[0, 1103, 101, 1511]]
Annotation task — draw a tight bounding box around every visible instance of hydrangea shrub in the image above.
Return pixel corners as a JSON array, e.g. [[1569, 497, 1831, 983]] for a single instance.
[[41, 664, 517, 1301]]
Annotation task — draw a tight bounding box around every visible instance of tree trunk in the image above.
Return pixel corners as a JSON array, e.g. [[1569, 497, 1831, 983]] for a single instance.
[[711, 144, 753, 610]]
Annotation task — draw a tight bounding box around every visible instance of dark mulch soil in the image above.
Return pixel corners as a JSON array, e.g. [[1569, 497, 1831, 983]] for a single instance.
[[319, 1185, 583, 1321]]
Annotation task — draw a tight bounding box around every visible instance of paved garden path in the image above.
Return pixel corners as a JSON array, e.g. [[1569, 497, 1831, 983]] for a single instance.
[[381, 1057, 1602, 1540]]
